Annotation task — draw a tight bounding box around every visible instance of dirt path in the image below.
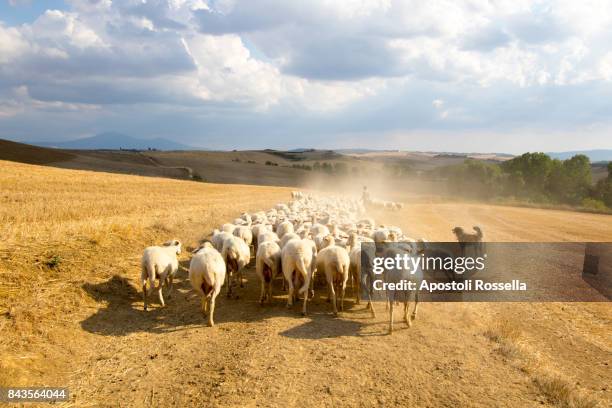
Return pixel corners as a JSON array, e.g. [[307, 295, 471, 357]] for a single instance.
[[139, 153, 194, 179], [64, 202, 611, 407]]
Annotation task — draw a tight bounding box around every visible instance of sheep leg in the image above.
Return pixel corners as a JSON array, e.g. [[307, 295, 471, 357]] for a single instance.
[[329, 281, 338, 316], [367, 300, 376, 318], [309, 272, 315, 299], [208, 296, 216, 327], [226, 271, 233, 298], [286, 279, 294, 308], [201, 295, 208, 315], [259, 280, 266, 305], [388, 293, 394, 334], [354, 270, 361, 305], [300, 274, 311, 316], [411, 289, 419, 321], [301, 287, 309, 316], [142, 283, 148, 311], [239, 270, 244, 288], [366, 273, 376, 318], [340, 282, 345, 312], [157, 282, 166, 306], [267, 280, 273, 303], [167, 275, 174, 299], [403, 291, 411, 327], [157, 281, 165, 307]]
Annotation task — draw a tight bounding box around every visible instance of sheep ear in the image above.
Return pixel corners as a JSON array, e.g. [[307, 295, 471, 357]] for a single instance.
[[174, 240, 180, 246]]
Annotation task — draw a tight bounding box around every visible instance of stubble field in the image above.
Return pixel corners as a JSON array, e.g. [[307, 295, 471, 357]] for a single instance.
[[0, 159, 610, 407]]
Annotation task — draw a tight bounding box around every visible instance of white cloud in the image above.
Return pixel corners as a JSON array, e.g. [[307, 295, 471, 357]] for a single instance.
[[0, 0, 611, 150], [29, 10, 105, 48], [0, 24, 29, 64]]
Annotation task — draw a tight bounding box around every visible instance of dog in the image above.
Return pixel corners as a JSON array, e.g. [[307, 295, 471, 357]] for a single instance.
[[452, 226, 484, 258]]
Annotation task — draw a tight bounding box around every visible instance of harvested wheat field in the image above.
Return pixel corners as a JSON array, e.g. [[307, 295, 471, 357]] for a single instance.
[[0, 159, 610, 407]]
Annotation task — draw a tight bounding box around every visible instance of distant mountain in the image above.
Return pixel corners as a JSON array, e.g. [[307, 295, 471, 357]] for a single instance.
[[287, 148, 316, 153], [32, 132, 194, 151], [335, 148, 392, 154], [547, 150, 612, 162]]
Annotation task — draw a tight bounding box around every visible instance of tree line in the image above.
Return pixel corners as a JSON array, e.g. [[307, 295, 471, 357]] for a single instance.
[[434, 153, 612, 210]]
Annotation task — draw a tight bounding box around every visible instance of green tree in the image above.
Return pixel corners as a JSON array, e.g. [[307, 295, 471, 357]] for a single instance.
[[501, 152, 554, 195], [503, 170, 526, 196], [592, 162, 612, 207], [547, 154, 592, 204]]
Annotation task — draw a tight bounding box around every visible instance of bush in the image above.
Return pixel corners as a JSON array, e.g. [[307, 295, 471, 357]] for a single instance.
[[45, 255, 62, 269], [582, 198, 607, 211], [292, 164, 312, 171], [265, 161, 278, 166]]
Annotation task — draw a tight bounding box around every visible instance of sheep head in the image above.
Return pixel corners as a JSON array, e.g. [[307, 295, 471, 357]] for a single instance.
[[322, 234, 335, 248]]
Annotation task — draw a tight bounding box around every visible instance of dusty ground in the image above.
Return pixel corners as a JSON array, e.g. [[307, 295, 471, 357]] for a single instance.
[[0, 160, 610, 407]]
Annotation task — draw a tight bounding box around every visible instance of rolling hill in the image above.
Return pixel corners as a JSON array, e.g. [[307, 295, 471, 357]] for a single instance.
[[30, 132, 195, 151], [0, 159, 609, 407], [547, 149, 612, 162]]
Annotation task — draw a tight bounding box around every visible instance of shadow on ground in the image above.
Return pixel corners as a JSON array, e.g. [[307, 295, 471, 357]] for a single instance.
[[80, 259, 379, 338]]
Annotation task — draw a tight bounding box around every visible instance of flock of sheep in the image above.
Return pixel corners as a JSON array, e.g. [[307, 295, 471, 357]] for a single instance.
[[140, 191, 480, 333]]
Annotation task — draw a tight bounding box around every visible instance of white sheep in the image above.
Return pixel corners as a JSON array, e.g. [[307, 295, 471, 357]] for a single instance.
[[221, 235, 251, 298], [140, 239, 181, 311], [310, 223, 330, 237], [258, 231, 279, 245], [189, 242, 226, 326], [383, 245, 422, 334], [316, 235, 350, 316], [279, 232, 300, 248], [372, 228, 390, 243], [221, 223, 236, 234], [314, 232, 333, 250], [211, 229, 233, 252], [347, 235, 376, 317], [281, 238, 317, 315], [276, 220, 294, 239], [251, 223, 271, 247], [255, 241, 282, 304], [236, 212, 252, 225], [233, 225, 253, 246], [295, 224, 311, 239]]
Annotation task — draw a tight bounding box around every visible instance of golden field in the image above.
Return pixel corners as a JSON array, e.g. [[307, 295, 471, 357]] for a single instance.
[[0, 159, 610, 407]]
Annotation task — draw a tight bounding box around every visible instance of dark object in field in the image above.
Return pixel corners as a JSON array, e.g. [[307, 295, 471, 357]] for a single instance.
[[583, 243, 611, 299]]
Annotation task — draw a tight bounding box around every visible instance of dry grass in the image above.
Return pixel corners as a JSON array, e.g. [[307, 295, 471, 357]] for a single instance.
[[484, 319, 527, 360], [0, 159, 292, 387], [533, 373, 602, 408], [484, 317, 605, 408], [1, 159, 609, 407]]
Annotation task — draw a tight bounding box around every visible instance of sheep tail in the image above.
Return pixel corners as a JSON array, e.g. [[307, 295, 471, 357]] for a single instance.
[[263, 263, 272, 283], [223, 247, 238, 269], [202, 273, 215, 297], [296, 257, 310, 295], [144, 261, 157, 291]]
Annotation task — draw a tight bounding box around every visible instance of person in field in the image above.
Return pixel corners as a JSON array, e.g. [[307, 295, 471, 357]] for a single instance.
[[362, 186, 371, 205]]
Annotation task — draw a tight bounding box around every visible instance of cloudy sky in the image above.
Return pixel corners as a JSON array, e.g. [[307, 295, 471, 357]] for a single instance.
[[1, 0, 611, 152]]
